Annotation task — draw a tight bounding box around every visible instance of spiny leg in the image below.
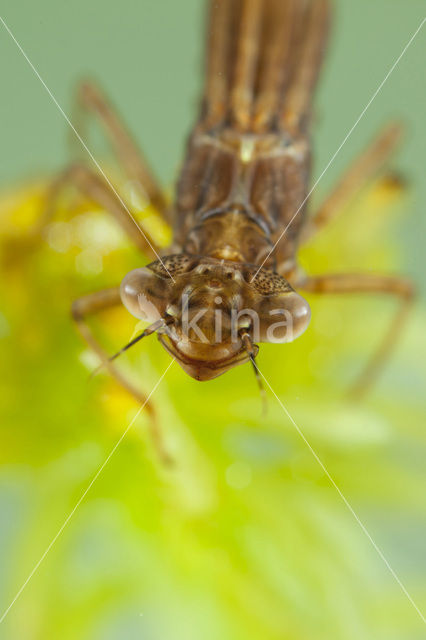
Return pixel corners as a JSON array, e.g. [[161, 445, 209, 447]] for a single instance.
[[71, 288, 172, 464], [299, 272, 415, 398], [74, 80, 170, 223], [302, 122, 403, 243], [37, 164, 160, 259]]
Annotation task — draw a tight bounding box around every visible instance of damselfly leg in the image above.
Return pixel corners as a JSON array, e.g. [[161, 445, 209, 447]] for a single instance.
[[299, 273, 415, 398], [72, 288, 172, 464], [38, 164, 160, 257], [73, 81, 171, 224], [33, 91, 173, 461], [301, 122, 404, 244]]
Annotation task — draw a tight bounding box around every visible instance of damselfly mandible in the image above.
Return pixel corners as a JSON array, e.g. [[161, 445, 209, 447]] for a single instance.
[[43, 0, 414, 428]]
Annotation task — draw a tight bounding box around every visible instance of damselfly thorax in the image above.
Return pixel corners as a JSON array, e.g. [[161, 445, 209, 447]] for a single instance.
[[44, 0, 413, 423]]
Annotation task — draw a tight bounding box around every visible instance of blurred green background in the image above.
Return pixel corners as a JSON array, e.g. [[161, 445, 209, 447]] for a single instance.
[[0, 1, 425, 639]]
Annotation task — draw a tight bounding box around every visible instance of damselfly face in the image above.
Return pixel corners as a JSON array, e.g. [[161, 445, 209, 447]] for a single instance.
[[120, 255, 311, 380]]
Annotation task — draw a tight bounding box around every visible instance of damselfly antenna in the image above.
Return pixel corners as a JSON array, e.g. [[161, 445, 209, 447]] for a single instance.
[[90, 317, 168, 379], [240, 331, 267, 415], [108, 317, 167, 363]]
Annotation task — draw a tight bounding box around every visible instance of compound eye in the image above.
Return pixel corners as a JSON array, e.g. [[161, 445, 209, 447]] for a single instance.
[[258, 292, 311, 343], [120, 268, 167, 322]]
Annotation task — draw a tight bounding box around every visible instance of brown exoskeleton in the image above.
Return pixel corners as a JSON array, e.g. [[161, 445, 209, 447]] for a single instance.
[[42, 0, 414, 451]]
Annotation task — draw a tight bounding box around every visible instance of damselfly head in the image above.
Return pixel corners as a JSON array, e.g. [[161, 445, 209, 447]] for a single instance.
[[120, 255, 311, 380]]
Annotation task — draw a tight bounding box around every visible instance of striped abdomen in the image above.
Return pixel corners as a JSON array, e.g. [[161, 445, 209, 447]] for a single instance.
[[173, 0, 330, 275]]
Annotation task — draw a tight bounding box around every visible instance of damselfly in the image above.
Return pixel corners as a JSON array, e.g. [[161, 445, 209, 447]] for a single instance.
[[43, 0, 414, 437]]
